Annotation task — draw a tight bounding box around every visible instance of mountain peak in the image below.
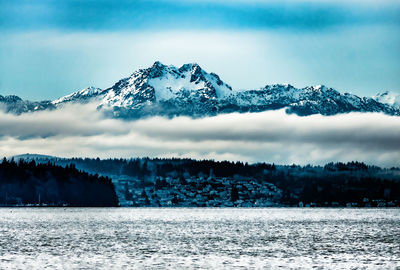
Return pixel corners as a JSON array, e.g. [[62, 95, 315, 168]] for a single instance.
[[150, 61, 204, 73], [52, 86, 103, 105], [179, 63, 201, 72], [307, 85, 329, 91], [96, 62, 233, 110], [373, 90, 400, 108], [375, 90, 397, 98], [151, 61, 169, 71], [302, 85, 340, 96], [152, 60, 165, 67], [263, 84, 295, 90], [145, 61, 170, 79], [0, 95, 23, 102]]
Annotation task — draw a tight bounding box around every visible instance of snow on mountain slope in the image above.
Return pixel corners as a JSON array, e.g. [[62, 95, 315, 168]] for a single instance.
[[98, 61, 233, 110], [235, 84, 300, 106], [1, 61, 400, 117], [148, 63, 233, 100], [232, 84, 398, 116], [373, 91, 400, 109], [52, 86, 104, 105]]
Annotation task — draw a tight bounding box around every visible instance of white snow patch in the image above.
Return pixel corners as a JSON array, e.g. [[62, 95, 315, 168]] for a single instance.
[[52, 86, 102, 104], [374, 91, 400, 109], [148, 71, 205, 101]]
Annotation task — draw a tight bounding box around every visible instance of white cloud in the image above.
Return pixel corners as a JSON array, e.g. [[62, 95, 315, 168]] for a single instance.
[[0, 104, 399, 167]]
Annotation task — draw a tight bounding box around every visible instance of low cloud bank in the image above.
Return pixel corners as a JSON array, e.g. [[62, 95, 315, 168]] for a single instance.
[[0, 104, 399, 167]]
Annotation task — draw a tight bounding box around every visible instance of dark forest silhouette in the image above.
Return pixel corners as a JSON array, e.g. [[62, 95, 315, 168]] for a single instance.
[[0, 158, 118, 206]]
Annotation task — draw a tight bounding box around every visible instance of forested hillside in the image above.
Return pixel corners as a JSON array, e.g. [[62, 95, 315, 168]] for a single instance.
[[19, 156, 400, 207], [0, 159, 118, 206]]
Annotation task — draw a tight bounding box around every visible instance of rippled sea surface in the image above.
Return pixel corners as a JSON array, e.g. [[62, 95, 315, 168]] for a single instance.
[[0, 208, 399, 269]]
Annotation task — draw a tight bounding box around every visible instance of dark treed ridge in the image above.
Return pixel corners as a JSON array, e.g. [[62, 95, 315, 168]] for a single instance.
[[0, 158, 118, 206], [22, 156, 400, 207]]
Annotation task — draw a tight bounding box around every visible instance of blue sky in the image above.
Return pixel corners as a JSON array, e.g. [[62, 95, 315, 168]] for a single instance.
[[0, 0, 399, 100]]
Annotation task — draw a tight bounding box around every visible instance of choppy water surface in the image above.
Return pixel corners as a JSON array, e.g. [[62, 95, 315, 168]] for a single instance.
[[0, 208, 399, 269]]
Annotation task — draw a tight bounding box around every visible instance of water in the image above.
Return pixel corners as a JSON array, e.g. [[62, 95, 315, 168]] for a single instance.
[[0, 208, 399, 269]]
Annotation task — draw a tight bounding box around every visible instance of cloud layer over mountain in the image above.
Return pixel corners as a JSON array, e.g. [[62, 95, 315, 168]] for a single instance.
[[1, 104, 399, 167]]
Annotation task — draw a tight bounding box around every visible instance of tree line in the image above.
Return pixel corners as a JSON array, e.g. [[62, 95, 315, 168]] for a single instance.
[[0, 158, 118, 206], [13, 156, 400, 206]]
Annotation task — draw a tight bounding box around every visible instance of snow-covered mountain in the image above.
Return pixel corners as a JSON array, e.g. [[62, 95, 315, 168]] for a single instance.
[[0, 95, 55, 114], [1, 61, 399, 117], [233, 84, 397, 116], [52, 86, 104, 105], [96, 61, 233, 117], [101, 61, 232, 106], [373, 91, 400, 109]]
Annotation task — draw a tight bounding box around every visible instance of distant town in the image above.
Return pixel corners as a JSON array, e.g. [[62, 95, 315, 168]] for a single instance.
[[115, 172, 397, 208], [117, 172, 282, 207]]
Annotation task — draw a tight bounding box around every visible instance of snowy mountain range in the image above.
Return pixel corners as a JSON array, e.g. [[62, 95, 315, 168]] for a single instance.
[[1, 61, 399, 117]]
